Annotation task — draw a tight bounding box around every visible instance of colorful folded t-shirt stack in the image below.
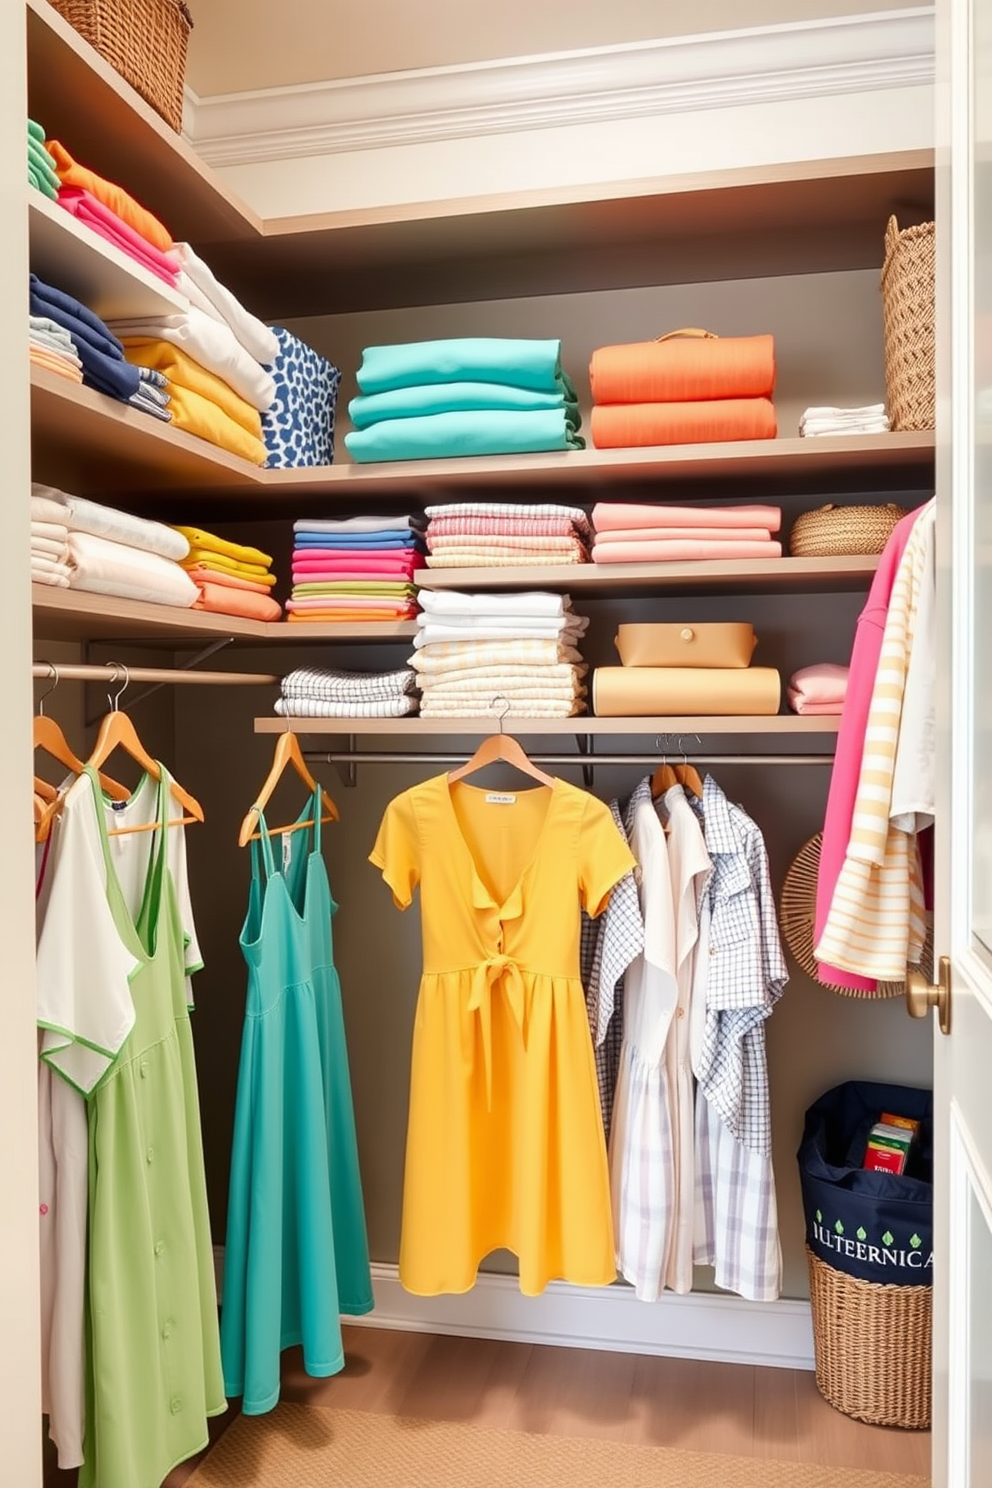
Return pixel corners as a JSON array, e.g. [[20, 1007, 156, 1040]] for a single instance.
[[590, 502, 783, 562], [286, 516, 426, 624], [29, 273, 143, 406], [412, 590, 589, 718], [592, 619, 781, 717], [275, 666, 420, 719], [27, 120, 59, 199], [173, 526, 281, 622], [31, 483, 197, 607], [345, 338, 584, 463], [589, 333, 777, 448], [422, 501, 591, 568], [46, 139, 180, 288], [787, 662, 850, 715]]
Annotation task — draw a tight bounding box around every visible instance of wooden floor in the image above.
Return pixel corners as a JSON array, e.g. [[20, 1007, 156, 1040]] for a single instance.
[[152, 1325, 931, 1485]]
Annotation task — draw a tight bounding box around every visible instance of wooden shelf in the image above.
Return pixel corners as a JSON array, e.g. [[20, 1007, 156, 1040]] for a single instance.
[[418, 554, 880, 595], [31, 586, 418, 643], [28, 193, 187, 321], [255, 714, 841, 737]]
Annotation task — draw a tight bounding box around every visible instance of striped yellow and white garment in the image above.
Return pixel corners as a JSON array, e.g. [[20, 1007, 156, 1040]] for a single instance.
[[814, 500, 935, 981]]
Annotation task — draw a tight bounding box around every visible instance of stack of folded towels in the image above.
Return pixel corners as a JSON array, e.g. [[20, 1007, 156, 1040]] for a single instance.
[[799, 404, 890, 437], [45, 139, 181, 289], [590, 502, 783, 562], [412, 591, 589, 718], [344, 338, 584, 463], [589, 332, 777, 448], [31, 483, 196, 606], [30, 490, 71, 587], [276, 666, 419, 719], [29, 274, 167, 420], [173, 526, 280, 621], [27, 120, 59, 199], [422, 501, 591, 568], [593, 619, 781, 717], [286, 516, 425, 625], [787, 662, 849, 715]]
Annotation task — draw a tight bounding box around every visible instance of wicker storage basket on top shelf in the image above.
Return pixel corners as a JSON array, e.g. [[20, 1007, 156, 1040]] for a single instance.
[[788, 502, 909, 558], [49, 0, 193, 133], [881, 215, 936, 431]]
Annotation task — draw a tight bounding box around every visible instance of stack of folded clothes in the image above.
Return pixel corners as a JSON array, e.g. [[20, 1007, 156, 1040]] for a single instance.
[[262, 328, 342, 468], [275, 666, 420, 719], [799, 403, 890, 436], [173, 525, 280, 621], [29, 273, 161, 415], [787, 662, 849, 715], [286, 516, 425, 625], [46, 139, 180, 288], [422, 501, 591, 568], [32, 483, 197, 607], [344, 338, 584, 462], [29, 314, 83, 385], [589, 331, 777, 448], [590, 502, 783, 562], [593, 620, 781, 717], [412, 590, 589, 718], [29, 490, 71, 587], [27, 120, 59, 199]]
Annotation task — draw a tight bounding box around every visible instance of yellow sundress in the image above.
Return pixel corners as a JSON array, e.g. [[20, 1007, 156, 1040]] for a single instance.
[[370, 773, 635, 1296]]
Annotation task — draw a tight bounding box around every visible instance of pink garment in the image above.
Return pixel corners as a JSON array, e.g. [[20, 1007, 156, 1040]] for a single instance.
[[57, 187, 180, 286], [787, 696, 844, 715], [593, 539, 782, 563], [789, 662, 850, 707], [593, 525, 775, 545], [291, 558, 424, 577], [285, 598, 417, 616], [815, 507, 925, 992], [592, 502, 782, 533]]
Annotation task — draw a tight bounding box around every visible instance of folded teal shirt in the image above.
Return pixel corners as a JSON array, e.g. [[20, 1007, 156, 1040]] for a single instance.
[[355, 338, 570, 396], [28, 165, 58, 200], [349, 379, 580, 431], [28, 138, 60, 192], [344, 409, 585, 463]]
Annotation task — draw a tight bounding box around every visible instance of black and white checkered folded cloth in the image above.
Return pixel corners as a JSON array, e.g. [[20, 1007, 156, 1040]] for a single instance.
[[275, 695, 418, 719], [280, 665, 418, 703]]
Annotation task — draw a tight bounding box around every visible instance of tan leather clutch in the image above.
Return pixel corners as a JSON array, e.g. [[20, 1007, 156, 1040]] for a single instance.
[[614, 622, 758, 669], [593, 666, 781, 716]]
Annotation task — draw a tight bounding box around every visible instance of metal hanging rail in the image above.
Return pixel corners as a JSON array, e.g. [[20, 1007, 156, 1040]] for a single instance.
[[32, 663, 279, 686], [304, 751, 834, 766]]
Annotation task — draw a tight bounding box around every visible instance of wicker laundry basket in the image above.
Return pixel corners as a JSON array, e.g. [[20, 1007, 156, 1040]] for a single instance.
[[881, 215, 936, 431], [806, 1247, 932, 1429], [788, 503, 909, 558], [50, 0, 193, 133]]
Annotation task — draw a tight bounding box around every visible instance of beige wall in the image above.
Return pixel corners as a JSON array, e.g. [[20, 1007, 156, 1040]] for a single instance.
[[187, 0, 919, 94]]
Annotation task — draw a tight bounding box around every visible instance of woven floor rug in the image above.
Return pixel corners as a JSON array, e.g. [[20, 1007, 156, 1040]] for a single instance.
[[184, 1402, 930, 1487]]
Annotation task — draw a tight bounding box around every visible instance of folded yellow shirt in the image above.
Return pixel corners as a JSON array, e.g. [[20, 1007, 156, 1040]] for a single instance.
[[164, 382, 267, 466], [174, 526, 273, 567], [121, 340, 263, 439], [181, 548, 276, 583]]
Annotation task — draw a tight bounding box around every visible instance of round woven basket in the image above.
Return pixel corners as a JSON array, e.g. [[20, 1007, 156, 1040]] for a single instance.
[[881, 215, 936, 432], [806, 1247, 932, 1429], [788, 503, 909, 558], [779, 833, 932, 999]]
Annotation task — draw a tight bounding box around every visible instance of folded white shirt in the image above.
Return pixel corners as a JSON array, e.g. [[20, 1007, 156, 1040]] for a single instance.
[[293, 516, 426, 534], [67, 532, 198, 608], [173, 243, 279, 367], [106, 305, 276, 412], [801, 403, 887, 420], [414, 621, 586, 648], [32, 484, 189, 562], [418, 590, 570, 618]]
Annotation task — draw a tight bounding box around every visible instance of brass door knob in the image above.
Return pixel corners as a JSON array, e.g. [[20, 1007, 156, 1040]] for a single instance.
[[905, 956, 951, 1036]]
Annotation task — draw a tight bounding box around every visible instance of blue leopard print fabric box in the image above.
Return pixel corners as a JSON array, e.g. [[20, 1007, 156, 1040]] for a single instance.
[[262, 327, 342, 467]]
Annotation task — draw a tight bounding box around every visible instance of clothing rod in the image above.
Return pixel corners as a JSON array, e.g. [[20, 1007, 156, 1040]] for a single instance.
[[303, 751, 835, 767], [32, 664, 279, 686]]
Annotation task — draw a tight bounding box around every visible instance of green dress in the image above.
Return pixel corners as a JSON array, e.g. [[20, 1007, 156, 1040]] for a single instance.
[[80, 767, 226, 1488]]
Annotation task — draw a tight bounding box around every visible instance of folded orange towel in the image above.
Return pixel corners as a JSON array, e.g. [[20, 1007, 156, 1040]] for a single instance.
[[46, 141, 173, 252], [591, 398, 777, 449], [589, 334, 776, 404], [592, 503, 782, 533], [192, 583, 282, 622], [593, 539, 782, 563], [30, 347, 83, 382], [184, 565, 274, 596]]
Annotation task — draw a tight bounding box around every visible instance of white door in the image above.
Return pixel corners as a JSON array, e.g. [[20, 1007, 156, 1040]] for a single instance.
[[932, 0, 992, 1483]]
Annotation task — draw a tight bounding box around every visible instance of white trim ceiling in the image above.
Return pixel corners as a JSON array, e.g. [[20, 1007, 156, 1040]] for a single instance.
[[185, 7, 934, 168]]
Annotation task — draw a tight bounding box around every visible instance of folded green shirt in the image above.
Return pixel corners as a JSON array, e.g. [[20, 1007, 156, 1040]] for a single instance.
[[349, 379, 580, 431], [356, 338, 572, 396], [28, 164, 58, 200], [345, 408, 585, 463]]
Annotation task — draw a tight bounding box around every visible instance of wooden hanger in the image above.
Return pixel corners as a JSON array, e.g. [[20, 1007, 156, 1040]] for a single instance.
[[673, 735, 704, 799], [239, 730, 339, 847], [650, 736, 678, 801], [448, 697, 555, 788], [85, 665, 204, 836], [33, 663, 131, 841]]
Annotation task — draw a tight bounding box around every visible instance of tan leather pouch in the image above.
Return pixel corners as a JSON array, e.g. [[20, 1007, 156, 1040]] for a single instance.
[[614, 622, 758, 669]]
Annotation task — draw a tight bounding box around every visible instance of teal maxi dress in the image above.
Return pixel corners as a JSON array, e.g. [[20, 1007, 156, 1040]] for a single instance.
[[220, 791, 373, 1414]]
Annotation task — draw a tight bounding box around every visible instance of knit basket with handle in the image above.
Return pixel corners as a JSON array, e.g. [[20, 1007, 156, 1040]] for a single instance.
[[788, 502, 909, 558], [881, 215, 936, 431], [49, 0, 193, 133]]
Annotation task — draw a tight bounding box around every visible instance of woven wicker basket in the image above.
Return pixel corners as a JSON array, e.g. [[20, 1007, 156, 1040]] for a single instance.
[[788, 502, 909, 557], [806, 1247, 932, 1429], [779, 833, 932, 999], [881, 215, 936, 431], [50, 0, 193, 133]]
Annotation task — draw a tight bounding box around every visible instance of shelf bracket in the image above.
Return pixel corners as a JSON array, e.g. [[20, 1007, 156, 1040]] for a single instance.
[[576, 733, 595, 789]]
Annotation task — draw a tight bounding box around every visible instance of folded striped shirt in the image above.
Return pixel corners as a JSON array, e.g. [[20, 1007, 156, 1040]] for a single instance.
[[275, 695, 418, 718], [281, 665, 417, 702]]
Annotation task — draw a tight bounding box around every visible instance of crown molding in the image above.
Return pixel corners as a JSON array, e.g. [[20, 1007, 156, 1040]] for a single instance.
[[184, 8, 934, 168]]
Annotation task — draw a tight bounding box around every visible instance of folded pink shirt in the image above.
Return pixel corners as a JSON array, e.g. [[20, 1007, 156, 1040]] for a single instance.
[[593, 525, 775, 545], [788, 663, 850, 712], [292, 557, 424, 577], [592, 502, 782, 533], [593, 539, 782, 563], [57, 187, 180, 286]]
